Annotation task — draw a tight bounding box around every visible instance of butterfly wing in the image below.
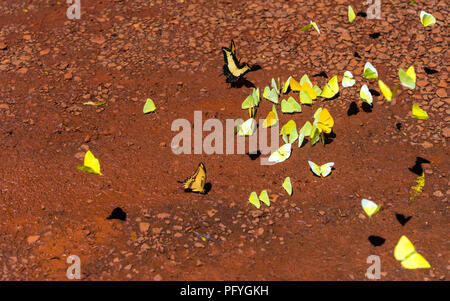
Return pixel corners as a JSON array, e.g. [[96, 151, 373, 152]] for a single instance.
[[182, 163, 206, 193], [399, 68, 416, 89], [361, 199, 380, 217], [238, 118, 256, 136], [320, 76, 339, 98], [249, 192, 261, 209], [299, 90, 312, 105], [420, 11, 436, 27], [310, 125, 321, 146], [222, 47, 250, 82], [282, 177, 292, 195], [281, 99, 292, 113], [268, 143, 292, 163], [401, 252, 431, 269], [300, 81, 317, 99], [310, 21, 320, 34], [360, 84, 373, 105], [412, 104, 428, 120], [317, 108, 334, 134], [348, 5, 356, 23], [143, 98, 156, 113], [342, 71, 355, 87], [364, 62, 378, 79], [394, 236, 416, 262], [230, 39, 236, 54], [308, 161, 321, 177], [378, 80, 393, 101], [282, 76, 292, 94], [79, 150, 102, 175], [320, 162, 334, 177], [259, 190, 270, 207], [262, 111, 277, 128], [300, 74, 313, 86], [289, 77, 302, 92], [289, 97, 301, 113], [298, 121, 313, 147]]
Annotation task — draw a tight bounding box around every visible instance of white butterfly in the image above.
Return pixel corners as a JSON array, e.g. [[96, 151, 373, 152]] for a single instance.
[[268, 144, 292, 164], [308, 161, 334, 177]]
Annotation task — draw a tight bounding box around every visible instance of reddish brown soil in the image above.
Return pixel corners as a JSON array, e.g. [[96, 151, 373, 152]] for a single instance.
[[0, 0, 448, 280]]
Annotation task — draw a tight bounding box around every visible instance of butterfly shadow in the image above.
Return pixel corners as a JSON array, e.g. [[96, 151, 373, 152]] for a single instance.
[[408, 156, 431, 175], [313, 71, 328, 78], [250, 64, 262, 72], [357, 12, 367, 18], [395, 213, 412, 226], [361, 102, 373, 113], [424, 67, 438, 75], [323, 131, 336, 145], [230, 77, 256, 89], [368, 235, 386, 247], [369, 89, 380, 97], [347, 101, 360, 116], [106, 207, 127, 221], [247, 150, 262, 160], [299, 138, 309, 148]]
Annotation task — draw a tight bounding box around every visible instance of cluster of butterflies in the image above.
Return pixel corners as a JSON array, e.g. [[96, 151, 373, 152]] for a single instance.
[[216, 7, 436, 270], [361, 199, 430, 269], [74, 7, 438, 272]]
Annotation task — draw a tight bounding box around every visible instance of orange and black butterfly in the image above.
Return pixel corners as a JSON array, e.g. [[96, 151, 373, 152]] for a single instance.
[[180, 163, 206, 194], [221, 40, 251, 83]]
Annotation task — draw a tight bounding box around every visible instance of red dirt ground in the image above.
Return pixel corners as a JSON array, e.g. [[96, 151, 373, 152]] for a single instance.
[[0, 0, 448, 280]]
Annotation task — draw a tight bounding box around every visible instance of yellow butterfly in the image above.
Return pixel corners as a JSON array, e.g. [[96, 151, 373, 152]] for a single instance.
[[282, 76, 302, 93], [222, 40, 251, 83], [298, 121, 313, 147], [409, 172, 425, 203], [360, 84, 373, 105], [394, 235, 431, 269], [249, 190, 271, 209], [412, 104, 428, 120], [315, 108, 334, 134], [77, 150, 102, 175], [282, 177, 292, 196], [263, 78, 280, 104], [181, 162, 207, 194], [280, 120, 298, 144], [301, 21, 320, 34], [363, 62, 378, 79], [299, 80, 317, 99], [399, 66, 416, 90], [378, 80, 399, 101], [143, 98, 156, 113], [238, 118, 257, 136], [262, 105, 278, 128], [361, 199, 380, 217], [348, 5, 356, 23], [320, 75, 339, 99], [308, 161, 334, 177], [281, 96, 302, 114], [420, 11, 436, 27]]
